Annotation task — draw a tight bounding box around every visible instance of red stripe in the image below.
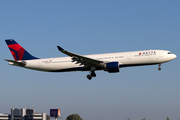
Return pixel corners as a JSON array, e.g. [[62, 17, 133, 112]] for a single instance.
[[8, 44, 25, 60], [8, 44, 22, 51], [18, 48, 25, 60], [10, 50, 17, 61]]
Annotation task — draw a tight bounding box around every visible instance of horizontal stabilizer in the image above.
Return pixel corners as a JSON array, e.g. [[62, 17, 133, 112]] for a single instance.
[[4, 59, 26, 67]]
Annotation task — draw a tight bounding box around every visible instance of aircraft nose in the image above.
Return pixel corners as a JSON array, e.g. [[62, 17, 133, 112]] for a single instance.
[[172, 54, 177, 59], [174, 54, 177, 58]]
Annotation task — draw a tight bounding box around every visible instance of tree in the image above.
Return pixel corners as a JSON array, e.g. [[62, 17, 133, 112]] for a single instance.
[[166, 117, 170, 120], [142, 118, 146, 120], [127, 118, 131, 120], [46, 115, 50, 120], [66, 114, 82, 120]]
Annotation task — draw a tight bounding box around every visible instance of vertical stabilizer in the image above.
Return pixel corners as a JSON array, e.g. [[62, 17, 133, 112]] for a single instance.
[[5, 39, 39, 61]]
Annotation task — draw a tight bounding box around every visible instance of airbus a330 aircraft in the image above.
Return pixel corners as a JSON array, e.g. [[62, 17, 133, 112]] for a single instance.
[[5, 39, 177, 80]]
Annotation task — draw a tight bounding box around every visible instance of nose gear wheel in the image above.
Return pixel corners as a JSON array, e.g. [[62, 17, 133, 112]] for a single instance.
[[158, 64, 161, 71]]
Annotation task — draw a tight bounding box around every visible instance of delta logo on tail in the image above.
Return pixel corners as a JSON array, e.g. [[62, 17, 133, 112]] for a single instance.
[[5, 39, 38, 61]]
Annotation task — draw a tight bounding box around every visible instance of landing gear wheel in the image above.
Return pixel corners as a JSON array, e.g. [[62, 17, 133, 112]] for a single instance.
[[91, 71, 96, 77], [158, 64, 161, 71], [158, 67, 161, 71], [87, 75, 92, 80], [87, 66, 97, 80]]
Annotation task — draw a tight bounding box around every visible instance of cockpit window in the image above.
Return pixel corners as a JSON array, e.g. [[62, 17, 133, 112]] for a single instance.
[[168, 52, 172, 54]]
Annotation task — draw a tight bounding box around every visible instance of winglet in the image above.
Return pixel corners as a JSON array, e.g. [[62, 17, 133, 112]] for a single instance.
[[57, 46, 64, 51]]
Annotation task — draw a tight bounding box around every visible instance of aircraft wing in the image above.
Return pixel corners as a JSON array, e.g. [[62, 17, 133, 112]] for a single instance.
[[57, 46, 104, 66]]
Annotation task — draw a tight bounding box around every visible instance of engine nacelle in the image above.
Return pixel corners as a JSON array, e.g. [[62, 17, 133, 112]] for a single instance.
[[104, 62, 119, 73]]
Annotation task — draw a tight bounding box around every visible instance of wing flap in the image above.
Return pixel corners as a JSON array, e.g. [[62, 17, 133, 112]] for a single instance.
[[57, 46, 104, 66]]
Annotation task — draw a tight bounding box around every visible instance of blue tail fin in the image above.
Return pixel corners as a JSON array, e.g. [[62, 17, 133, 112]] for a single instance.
[[5, 39, 39, 61]]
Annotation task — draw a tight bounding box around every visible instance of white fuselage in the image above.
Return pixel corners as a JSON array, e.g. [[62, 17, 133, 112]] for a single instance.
[[11, 50, 176, 72]]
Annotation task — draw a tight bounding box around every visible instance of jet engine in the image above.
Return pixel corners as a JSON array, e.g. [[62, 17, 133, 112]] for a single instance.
[[103, 62, 119, 73]]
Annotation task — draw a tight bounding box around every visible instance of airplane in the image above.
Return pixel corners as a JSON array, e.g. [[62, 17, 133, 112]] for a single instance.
[[5, 39, 177, 80]]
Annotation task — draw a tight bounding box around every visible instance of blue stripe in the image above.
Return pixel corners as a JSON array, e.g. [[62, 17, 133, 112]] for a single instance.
[[22, 50, 39, 60], [9, 48, 19, 60], [50, 63, 161, 72], [5, 39, 17, 45], [49, 66, 103, 72], [50, 67, 89, 72], [119, 63, 159, 68]]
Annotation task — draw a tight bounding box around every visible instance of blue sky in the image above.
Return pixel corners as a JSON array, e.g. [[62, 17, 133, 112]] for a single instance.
[[0, 1, 180, 120]]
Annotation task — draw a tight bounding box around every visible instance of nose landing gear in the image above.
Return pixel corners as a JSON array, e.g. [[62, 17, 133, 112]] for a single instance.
[[158, 64, 161, 71]]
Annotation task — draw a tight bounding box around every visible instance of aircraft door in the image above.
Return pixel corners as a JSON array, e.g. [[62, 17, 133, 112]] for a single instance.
[[159, 52, 163, 58], [38, 60, 42, 67], [127, 54, 131, 60]]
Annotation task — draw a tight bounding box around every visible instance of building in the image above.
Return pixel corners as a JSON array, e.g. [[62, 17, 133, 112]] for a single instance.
[[0, 114, 10, 120], [24, 113, 46, 120], [0, 108, 46, 120]]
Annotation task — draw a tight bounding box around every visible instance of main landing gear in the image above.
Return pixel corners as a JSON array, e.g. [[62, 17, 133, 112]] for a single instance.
[[87, 66, 96, 80], [87, 71, 96, 80], [158, 64, 161, 71]]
